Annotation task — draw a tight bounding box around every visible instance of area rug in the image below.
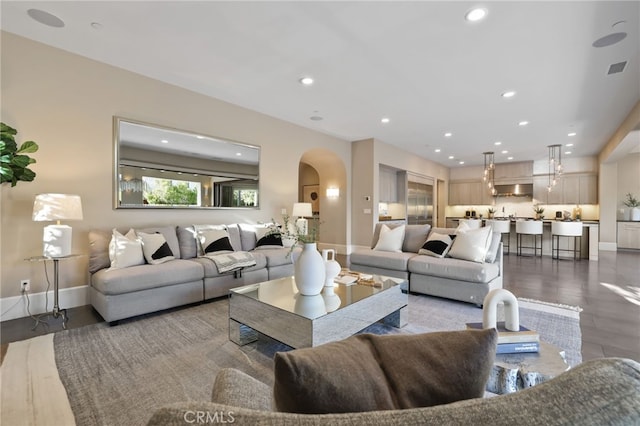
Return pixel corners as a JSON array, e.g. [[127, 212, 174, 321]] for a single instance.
[[48, 294, 581, 426]]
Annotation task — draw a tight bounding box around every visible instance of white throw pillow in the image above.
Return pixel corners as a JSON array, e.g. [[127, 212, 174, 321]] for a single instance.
[[448, 226, 492, 263], [108, 228, 145, 269], [419, 232, 455, 258], [254, 225, 283, 249], [137, 231, 175, 265], [455, 221, 471, 234], [194, 224, 228, 255], [198, 228, 234, 255], [373, 224, 405, 253]]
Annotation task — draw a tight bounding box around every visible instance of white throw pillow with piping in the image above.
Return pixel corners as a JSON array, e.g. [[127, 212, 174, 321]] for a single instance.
[[373, 224, 405, 253]]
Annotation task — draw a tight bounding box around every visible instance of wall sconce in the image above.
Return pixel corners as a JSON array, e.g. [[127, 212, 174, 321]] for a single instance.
[[326, 187, 340, 198]]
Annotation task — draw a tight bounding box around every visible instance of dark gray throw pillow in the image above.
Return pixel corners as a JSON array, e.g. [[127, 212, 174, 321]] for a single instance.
[[273, 329, 497, 414]]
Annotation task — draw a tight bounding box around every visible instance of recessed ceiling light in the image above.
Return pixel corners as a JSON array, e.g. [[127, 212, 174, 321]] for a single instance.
[[448, 155, 455, 159], [494, 141, 502, 146], [501, 150, 508, 154], [299, 76, 314, 86], [161, 139, 169, 144], [501, 91, 516, 98], [465, 8, 487, 22], [27, 9, 65, 27], [381, 117, 390, 124], [434, 148, 441, 153], [90, 22, 103, 30], [444, 132, 452, 137], [236, 152, 242, 156], [518, 121, 529, 126], [568, 132, 577, 137], [507, 156, 514, 160], [565, 151, 572, 155], [566, 143, 574, 147]]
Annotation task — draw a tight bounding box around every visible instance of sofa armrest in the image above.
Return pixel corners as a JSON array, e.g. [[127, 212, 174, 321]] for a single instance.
[[211, 368, 273, 411]]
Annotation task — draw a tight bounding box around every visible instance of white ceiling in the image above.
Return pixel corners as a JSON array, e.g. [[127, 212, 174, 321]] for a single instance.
[[2, 1, 639, 167]]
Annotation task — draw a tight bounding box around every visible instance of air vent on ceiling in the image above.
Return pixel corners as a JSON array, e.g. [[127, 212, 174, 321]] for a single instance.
[[608, 61, 627, 75]]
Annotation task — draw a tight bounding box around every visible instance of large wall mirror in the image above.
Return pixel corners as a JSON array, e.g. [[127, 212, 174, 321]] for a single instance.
[[114, 117, 260, 209]]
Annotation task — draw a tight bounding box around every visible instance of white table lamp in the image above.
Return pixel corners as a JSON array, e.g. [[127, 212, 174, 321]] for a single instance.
[[33, 193, 83, 257], [292, 202, 313, 235]]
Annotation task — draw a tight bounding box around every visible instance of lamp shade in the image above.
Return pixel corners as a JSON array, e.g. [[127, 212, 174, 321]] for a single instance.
[[292, 202, 312, 218], [33, 194, 83, 222]]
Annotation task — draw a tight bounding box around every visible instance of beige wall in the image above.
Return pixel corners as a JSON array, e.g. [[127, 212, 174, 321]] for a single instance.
[[0, 32, 351, 298], [617, 153, 640, 220]]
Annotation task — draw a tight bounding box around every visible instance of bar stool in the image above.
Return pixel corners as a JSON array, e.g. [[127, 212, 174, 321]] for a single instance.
[[515, 220, 543, 257], [487, 219, 511, 255], [551, 221, 582, 260], [459, 219, 482, 229]]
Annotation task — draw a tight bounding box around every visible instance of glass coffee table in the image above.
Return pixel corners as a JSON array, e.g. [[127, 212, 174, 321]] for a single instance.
[[228, 274, 408, 348]]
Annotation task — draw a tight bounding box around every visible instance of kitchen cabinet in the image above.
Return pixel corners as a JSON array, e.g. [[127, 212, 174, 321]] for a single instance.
[[449, 180, 494, 205], [379, 167, 399, 202], [618, 222, 640, 249], [494, 161, 533, 183], [532, 173, 597, 205]]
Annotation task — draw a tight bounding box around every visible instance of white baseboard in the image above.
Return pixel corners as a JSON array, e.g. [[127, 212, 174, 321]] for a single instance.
[[0, 285, 90, 322], [599, 242, 617, 252]]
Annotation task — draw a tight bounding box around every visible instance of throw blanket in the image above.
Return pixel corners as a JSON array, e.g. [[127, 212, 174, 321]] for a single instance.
[[204, 251, 256, 273]]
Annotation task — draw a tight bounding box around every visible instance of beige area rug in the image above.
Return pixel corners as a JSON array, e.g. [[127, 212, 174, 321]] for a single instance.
[[0, 334, 75, 426], [3, 294, 582, 426]]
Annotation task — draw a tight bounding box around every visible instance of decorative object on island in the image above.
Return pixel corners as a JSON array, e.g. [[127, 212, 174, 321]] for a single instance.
[[487, 207, 496, 219], [533, 204, 545, 220], [0, 122, 39, 187], [294, 242, 326, 295], [322, 249, 341, 288], [292, 202, 313, 236], [623, 192, 640, 221], [32, 193, 83, 257], [467, 289, 540, 354], [546, 144, 563, 192], [482, 151, 497, 196]]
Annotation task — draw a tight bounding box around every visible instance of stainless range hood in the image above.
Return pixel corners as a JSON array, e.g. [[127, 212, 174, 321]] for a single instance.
[[495, 183, 533, 197]]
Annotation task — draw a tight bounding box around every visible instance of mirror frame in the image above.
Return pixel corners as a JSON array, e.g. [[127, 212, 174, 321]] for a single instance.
[[113, 116, 260, 209]]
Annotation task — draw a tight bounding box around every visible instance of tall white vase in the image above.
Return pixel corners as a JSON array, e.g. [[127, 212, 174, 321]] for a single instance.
[[632, 207, 640, 221], [322, 249, 341, 288], [294, 243, 325, 296]]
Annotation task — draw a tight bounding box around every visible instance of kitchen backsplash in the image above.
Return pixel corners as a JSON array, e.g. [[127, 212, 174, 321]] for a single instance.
[[446, 199, 599, 221]]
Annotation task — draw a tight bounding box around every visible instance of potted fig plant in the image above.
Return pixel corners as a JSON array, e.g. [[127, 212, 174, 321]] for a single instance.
[[1, 122, 39, 187], [533, 204, 545, 220]]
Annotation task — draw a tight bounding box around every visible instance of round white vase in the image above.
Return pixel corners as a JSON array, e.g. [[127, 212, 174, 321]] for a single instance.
[[631, 207, 640, 221], [322, 249, 341, 288], [294, 243, 326, 295]]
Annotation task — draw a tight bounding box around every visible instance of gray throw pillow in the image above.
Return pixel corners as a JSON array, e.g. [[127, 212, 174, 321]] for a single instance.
[[273, 329, 497, 414]]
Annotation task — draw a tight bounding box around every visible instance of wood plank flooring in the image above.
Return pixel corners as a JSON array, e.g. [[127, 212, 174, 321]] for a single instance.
[[2, 250, 639, 363]]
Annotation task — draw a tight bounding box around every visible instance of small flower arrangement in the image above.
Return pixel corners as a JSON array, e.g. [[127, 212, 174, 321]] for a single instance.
[[487, 207, 496, 218], [268, 213, 320, 247], [623, 193, 640, 208], [533, 204, 545, 220]]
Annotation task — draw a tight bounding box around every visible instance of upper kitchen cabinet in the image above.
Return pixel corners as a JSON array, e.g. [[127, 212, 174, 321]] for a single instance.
[[533, 173, 597, 205], [449, 180, 493, 205], [380, 165, 404, 203], [494, 161, 533, 184]]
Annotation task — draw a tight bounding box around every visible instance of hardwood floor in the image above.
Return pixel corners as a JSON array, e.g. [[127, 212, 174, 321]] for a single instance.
[[2, 250, 639, 363]]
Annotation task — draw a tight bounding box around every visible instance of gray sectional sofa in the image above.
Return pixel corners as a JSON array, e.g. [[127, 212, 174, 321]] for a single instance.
[[88, 224, 296, 323], [350, 223, 503, 306]]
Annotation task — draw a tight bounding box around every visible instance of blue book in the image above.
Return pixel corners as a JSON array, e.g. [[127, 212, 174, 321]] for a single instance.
[[466, 321, 540, 344], [496, 341, 540, 354]]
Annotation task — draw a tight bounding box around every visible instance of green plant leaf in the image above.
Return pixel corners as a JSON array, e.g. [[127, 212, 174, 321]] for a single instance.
[[0, 122, 17, 135], [0, 166, 14, 182], [11, 155, 31, 168], [17, 141, 38, 154]]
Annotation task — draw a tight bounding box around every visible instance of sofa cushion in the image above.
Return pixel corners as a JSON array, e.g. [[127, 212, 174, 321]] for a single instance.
[[408, 254, 500, 283], [402, 224, 432, 252], [484, 231, 502, 263], [91, 259, 203, 295], [138, 231, 176, 265], [448, 226, 492, 263], [89, 229, 112, 273], [108, 228, 145, 269], [419, 232, 455, 258], [255, 226, 284, 249], [350, 249, 417, 271], [176, 226, 199, 259], [273, 329, 497, 414], [373, 224, 405, 252]]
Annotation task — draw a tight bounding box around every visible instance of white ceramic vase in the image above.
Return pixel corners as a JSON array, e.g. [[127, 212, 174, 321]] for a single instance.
[[294, 294, 327, 319], [294, 243, 325, 295], [631, 207, 640, 221], [322, 249, 341, 288], [322, 285, 342, 312]]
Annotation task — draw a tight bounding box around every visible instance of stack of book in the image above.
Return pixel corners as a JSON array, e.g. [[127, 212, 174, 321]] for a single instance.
[[466, 321, 540, 354]]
